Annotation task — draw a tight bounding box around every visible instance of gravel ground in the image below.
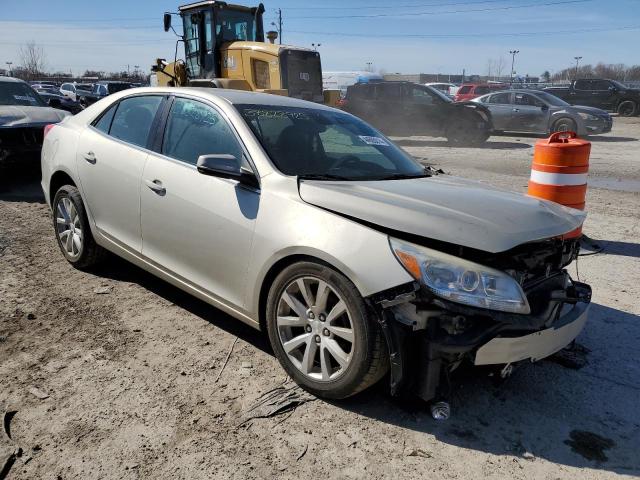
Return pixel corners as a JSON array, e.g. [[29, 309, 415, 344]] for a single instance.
[[1, 118, 639, 479]]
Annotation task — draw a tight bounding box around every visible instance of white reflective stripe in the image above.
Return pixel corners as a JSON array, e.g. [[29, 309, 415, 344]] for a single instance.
[[530, 170, 588, 186]]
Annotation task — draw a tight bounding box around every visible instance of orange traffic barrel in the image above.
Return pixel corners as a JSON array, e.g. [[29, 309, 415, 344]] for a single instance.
[[527, 131, 591, 238]]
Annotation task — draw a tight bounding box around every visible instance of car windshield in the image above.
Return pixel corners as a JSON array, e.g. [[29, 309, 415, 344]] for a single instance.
[[533, 91, 570, 107], [236, 104, 428, 180], [0, 82, 46, 107], [424, 85, 452, 103]]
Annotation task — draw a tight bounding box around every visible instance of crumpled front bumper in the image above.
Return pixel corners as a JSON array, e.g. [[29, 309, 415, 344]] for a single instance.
[[474, 296, 589, 365]]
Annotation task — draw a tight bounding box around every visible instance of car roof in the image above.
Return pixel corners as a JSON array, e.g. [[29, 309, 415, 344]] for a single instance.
[[94, 86, 338, 112]]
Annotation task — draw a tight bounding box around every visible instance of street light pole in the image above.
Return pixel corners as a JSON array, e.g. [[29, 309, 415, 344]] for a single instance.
[[311, 43, 321, 51], [366, 62, 373, 72], [6, 61, 12, 76], [574, 56, 582, 80], [509, 50, 519, 84]]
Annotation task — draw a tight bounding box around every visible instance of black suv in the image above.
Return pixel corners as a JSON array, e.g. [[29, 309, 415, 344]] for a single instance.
[[544, 79, 640, 117], [341, 81, 493, 146]]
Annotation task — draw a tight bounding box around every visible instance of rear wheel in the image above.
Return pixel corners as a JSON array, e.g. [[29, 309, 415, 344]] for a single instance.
[[53, 185, 105, 269], [266, 262, 388, 399], [617, 100, 637, 117], [552, 117, 577, 133]]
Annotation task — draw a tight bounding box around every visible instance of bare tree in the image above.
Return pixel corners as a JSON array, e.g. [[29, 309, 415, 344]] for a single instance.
[[18, 41, 47, 80], [495, 56, 506, 80], [485, 59, 494, 79]]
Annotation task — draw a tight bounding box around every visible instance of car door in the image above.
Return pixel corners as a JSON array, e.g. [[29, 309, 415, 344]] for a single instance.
[[372, 83, 404, 135], [589, 80, 617, 110], [509, 92, 550, 133], [401, 84, 447, 136], [484, 92, 513, 131], [571, 79, 593, 106], [75, 94, 165, 251], [140, 96, 259, 308]]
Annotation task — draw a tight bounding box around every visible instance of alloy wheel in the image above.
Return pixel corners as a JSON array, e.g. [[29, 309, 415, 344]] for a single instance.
[[276, 276, 355, 382], [55, 196, 83, 259]]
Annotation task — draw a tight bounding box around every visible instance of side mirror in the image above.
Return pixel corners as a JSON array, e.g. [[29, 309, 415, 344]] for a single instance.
[[163, 12, 172, 32], [608, 85, 618, 92], [48, 98, 62, 108], [196, 154, 259, 189]]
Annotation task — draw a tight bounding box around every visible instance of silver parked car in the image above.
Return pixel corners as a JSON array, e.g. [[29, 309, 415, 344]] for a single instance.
[[472, 89, 612, 135], [41, 87, 591, 403]]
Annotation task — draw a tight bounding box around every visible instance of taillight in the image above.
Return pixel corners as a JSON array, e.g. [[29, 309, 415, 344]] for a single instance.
[[44, 124, 55, 138]]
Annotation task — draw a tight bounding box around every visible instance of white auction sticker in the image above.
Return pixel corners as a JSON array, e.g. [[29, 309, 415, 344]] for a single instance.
[[359, 135, 389, 146]]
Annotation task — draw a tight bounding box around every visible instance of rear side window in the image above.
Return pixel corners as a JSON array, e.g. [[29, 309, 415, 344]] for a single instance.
[[457, 86, 471, 94], [109, 96, 163, 148], [377, 83, 401, 100], [162, 97, 243, 165], [488, 92, 512, 104], [93, 103, 118, 133]]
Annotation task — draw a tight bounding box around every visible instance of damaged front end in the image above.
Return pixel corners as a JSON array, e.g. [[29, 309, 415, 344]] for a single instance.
[[368, 235, 591, 404], [0, 126, 44, 167]]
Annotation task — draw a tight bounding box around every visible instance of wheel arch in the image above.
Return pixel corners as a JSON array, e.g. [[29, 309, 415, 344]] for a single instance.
[[255, 251, 362, 332], [49, 170, 77, 207]]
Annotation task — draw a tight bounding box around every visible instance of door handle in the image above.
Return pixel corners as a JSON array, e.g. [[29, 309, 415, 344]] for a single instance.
[[145, 179, 166, 196], [83, 151, 96, 164], [512, 108, 520, 112]]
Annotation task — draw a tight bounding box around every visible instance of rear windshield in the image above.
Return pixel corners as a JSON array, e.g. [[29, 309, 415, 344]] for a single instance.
[[107, 83, 131, 94], [0, 82, 46, 107], [235, 104, 426, 180]]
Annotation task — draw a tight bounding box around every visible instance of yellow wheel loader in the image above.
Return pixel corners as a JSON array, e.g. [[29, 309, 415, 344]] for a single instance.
[[153, 1, 325, 103]]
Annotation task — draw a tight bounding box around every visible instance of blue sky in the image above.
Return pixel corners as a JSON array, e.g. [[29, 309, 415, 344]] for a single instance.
[[1, 0, 639, 77]]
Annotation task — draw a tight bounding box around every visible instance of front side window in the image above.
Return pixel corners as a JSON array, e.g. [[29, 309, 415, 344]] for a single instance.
[[407, 86, 436, 105], [457, 86, 472, 94], [514, 93, 543, 107], [162, 97, 243, 165], [109, 96, 163, 148], [574, 80, 590, 90], [488, 92, 512, 104], [474, 86, 490, 95], [236, 104, 426, 180]]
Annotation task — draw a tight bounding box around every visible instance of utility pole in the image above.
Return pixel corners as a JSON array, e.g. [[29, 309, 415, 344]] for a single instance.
[[271, 9, 282, 45], [574, 56, 582, 80], [311, 43, 321, 51], [365, 62, 373, 72], [509, 50, 519, 84], [5, 61, 12, 76]]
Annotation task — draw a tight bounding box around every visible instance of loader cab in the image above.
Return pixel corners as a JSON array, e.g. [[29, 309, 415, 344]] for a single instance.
[[175, 1, 265, 79]]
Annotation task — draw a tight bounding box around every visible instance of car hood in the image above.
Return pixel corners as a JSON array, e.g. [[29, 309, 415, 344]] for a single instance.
[[298, 176, 586, 253], [565, 105, 610, 116], [0, 105, 68, 127]]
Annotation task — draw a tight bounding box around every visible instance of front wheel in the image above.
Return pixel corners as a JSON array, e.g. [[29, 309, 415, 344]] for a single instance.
[[551, 117, 577, 133], [265, 262, 388, 399], [617, 100, 637, 117], [53, 185, 105, 269], [446, 116, 490, 147]]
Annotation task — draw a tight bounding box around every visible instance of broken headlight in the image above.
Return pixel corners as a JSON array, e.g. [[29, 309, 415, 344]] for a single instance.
[[390, 238, 530, 314]]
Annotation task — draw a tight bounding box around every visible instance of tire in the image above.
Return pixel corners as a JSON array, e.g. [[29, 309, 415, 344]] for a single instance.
[[617, 100, 637, 117], [79, 97, 88, 109], [551, 117, 577, 133], [446, 115, 490, 147], [265, 261, 388, 399], [52, 185, 105, 270]]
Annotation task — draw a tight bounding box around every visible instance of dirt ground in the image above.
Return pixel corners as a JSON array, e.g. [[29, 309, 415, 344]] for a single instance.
[[1, 117, 639, 479]]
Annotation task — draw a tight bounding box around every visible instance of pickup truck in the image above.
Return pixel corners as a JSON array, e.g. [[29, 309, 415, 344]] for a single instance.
[[77, 81, 132, 107], [544, 79, 640, 117]]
